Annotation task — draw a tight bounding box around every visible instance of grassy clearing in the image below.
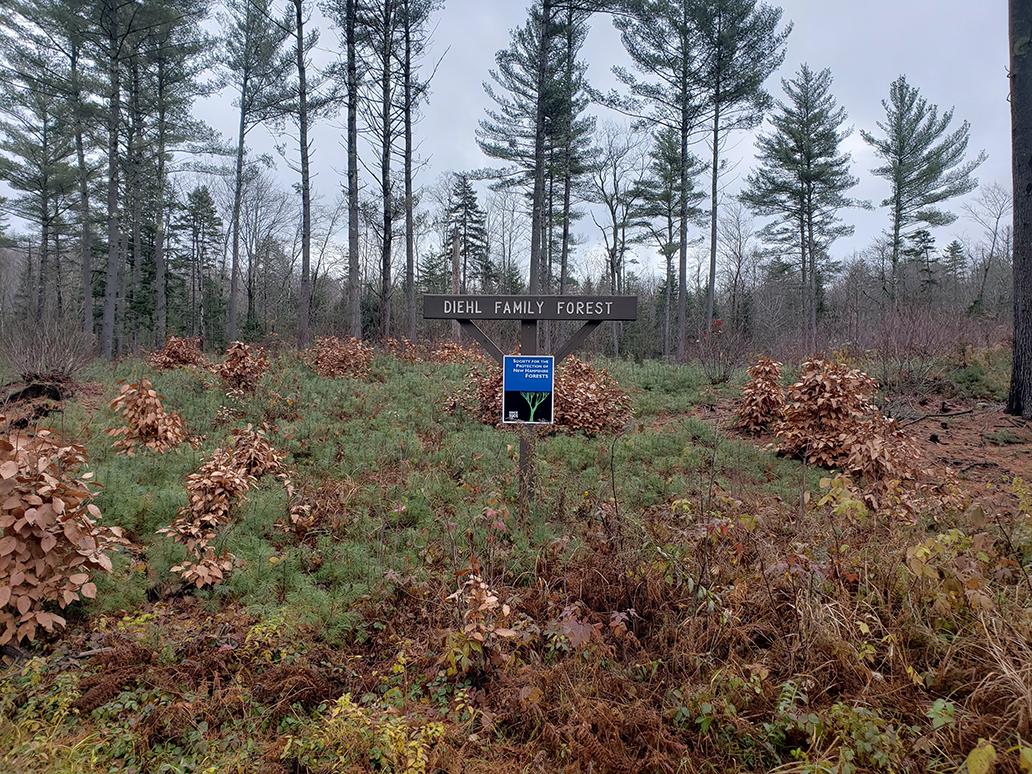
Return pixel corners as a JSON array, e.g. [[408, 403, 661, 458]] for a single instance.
[[2, 350, 1030, 773]]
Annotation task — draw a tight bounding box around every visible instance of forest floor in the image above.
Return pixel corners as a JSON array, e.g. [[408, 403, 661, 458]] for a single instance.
[[1, 346, 1030, 773]]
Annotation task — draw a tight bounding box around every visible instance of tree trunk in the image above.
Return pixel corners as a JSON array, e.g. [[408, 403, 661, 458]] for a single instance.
[[403, 1, 416, 339], [154, 61, 168, 347], [528, 0, 553, 298], [451, 230, 461, 342], [798, 207, 808, 350], [379, 1, 394, 340], [295, 0, 313, 349], [129, 56, 143, 351], [705, 99, 720, 331], [100, 17, 121, 360], [71, 44, 93, 338], [37, 210, 49, 322], [227, 72, 248, 343], [806, 194, 818, 353], [676, 90, 689, 361], [54, 229, 64, 318], [1008, 0, 1032, 417], [347, 0, 361, 339]]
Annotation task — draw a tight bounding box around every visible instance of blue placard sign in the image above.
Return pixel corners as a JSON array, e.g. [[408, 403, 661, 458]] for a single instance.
[[502, 355, 554, 424]]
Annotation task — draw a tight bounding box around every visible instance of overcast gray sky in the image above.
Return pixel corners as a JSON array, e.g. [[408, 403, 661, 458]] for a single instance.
[[11, 1, 1010, 281]]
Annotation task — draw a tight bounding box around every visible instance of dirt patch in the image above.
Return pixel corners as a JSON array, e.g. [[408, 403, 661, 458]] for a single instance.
[[893, 400, 1032, 485]]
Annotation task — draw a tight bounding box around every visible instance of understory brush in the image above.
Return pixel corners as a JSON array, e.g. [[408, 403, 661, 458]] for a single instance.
[[2, 351, 1029, 773]]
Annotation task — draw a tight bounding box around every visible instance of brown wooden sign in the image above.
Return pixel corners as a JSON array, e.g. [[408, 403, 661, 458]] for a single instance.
[[424, 293, 637, 511], [423, 294, 638, 322]]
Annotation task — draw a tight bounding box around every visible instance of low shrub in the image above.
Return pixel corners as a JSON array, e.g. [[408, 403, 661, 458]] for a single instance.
[[148, 336, 207, 371], [158, 425, 308, 587], [304, 336, 373, 380], [218, 342, 269, 394], [735, 356, 784, 433], [0, 317, 94, 384], [107, 379, 187, 454], [431, 341, 488, 365], [774, 358, 914, 483], [1, 425, 125, 645]]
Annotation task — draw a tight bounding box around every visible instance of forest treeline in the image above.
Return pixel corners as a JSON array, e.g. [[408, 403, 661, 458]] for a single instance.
[[0, 0, 1013, 366]]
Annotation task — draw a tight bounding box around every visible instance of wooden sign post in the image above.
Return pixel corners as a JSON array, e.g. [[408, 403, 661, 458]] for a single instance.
[[424, 294, 638, 510]]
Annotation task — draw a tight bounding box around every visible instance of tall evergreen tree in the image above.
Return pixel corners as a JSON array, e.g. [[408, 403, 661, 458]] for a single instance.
[[612, 0, 708, 360], [223, 0, 290, 342], [357, 0, 404, 338], [446, 174, 492, 291], [741, 64, 858, 349], [636, 126, 705, 357], [693, 0, 790, 330], [145, 0, 214, 347], [170, 184, 223, 344], [3, 0, 103, 334], [0, 32, 77, 322], [399, 0, 441, 337], [861, 75, 986, 304], [322, 0, 363, 337], [479, 0, 592, 298]]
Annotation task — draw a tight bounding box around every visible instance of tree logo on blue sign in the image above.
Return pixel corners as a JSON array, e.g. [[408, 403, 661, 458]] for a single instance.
[[502, 355, 554, 424]]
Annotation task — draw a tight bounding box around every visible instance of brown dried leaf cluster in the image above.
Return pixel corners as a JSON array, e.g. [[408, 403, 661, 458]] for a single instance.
[[448, 356, 629, 436], [735, 357, 785, 433], [431, 341, 489, 365], [0, 424, 125, 645], [148, 336, 207, 371], [384, 337, 425, 362], [158, 425, 308, 587], [218, 342, 269, 394], [231, 425, 311, 531], [107, 379, 187, 454], [774, 358, 915, 481], [304, 336, 373, 380]]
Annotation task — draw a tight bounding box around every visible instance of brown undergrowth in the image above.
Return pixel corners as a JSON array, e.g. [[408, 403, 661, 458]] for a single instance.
[[305, 336, 374, 380], [0, 424, 125, 646], [4, 463, 1030, 772], [158, 425, 309, 587], [264, 473, 1032, 772], [107, 379, 187, 454], [218, 342, 269, 394], [148, 336, 207, 371]]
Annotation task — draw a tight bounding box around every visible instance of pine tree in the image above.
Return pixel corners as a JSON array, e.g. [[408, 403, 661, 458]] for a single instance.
[[261, 0, 334, 349], [546, 6, 593, 294], [223, 0, 290, 342], [901, 229, 937, 296], [356, 0, 405, 338], [861, 75, 986, 303], [612, 0, 709, 359], [693, 0, 790, 330], [940, 238, 966, 302], [144, 0, 214, 347], [479, 0, 591, 296], [446, 174, 492, 291], [418, 247, 450, 294], [399, 0, 441, 337], [636, 126, 705, 357], [741, 64, 859, 349], [0, 32, 77, 322], [171, 185, 223, 345], [3, 0, 104, 335], [323, 0, 363, 337]]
